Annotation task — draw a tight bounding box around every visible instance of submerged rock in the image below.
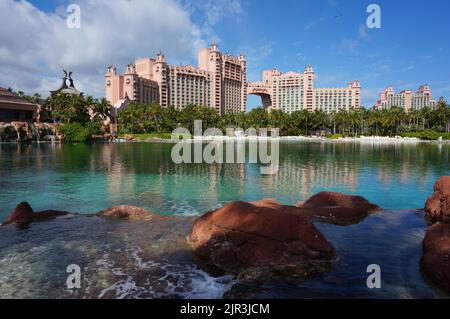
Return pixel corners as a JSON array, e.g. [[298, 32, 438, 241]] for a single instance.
[[188, 200, 337, 279], [420, 223, 450, 293], [2, 202, 69, 227], [425, 176, 450, 224], [97, 205, 163, 220], [296, 192, 381, 225]]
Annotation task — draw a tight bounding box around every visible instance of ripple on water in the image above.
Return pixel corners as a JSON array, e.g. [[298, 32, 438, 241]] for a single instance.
[[93, 247, 236, 299], [0, 210, 449, 299], [0, 216, 237, 299]]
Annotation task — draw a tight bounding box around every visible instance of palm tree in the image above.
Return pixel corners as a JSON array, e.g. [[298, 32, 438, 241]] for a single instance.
[[335, 109, 348, 135], [330, 111, 338, 134], [91, 98, 112, 121], [420, 106, 433, 130], [30, 93, 41, 104], [390, 107, 406, 135]]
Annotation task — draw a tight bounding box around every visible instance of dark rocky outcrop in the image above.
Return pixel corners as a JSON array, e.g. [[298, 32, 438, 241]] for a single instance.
[[421, 177, 450, 293], [188, 200, 337, 279], [2, 202, 69, 227], [420, 223, 450, 293], [97, 205, 163, 220], [296, 191, 381, 225], [425, 176, 450, 224]]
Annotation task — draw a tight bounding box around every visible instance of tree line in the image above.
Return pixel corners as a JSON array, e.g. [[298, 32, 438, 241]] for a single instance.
[[9, 89, 450, 139], [118, 101, 450, 138]]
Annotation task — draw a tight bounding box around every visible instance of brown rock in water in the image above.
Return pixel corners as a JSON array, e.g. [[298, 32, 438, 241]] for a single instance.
[[425, 176, 450, 224], [420, 223, 450, 293], [34, 210, 70, 220], [2, 202, 34, 225], [188, 200, 337, 278], [97, 205, 162, 220], [2, 203, 69, 227], [296, 192, 381, 225]]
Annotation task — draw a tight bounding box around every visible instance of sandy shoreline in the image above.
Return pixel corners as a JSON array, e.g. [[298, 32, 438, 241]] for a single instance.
[[1, 135, 449, 144], [113, 135, 450, 144]]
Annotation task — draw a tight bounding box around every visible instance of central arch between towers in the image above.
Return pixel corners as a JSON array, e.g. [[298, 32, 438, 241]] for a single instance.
[[247, 82, 272, 110]]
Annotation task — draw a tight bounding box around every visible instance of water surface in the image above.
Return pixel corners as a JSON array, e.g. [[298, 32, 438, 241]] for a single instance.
[[0, 141, 449, 299], [1, 141, 449, 219]]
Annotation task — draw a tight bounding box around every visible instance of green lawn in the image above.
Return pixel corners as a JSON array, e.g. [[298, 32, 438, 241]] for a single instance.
[[119, 133, 192, 140], [401, 131, 450, 140]]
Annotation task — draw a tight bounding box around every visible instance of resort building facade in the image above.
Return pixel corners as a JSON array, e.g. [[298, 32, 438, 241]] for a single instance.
[[247, 66, 361, 113], [105, 44, 247, 115], [0, 87, 40, 123], [374, 85, 437, 111]]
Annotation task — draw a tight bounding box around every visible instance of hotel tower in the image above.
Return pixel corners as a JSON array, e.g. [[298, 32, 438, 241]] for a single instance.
[[105, 44, 247, 115], [374, 85, 437, 111], [247, 66, 361, 113]]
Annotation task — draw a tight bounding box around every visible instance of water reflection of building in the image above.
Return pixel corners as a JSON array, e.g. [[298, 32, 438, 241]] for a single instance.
[[104, 145, 139, 199], [264, 157, 359, 198], [170, 162, 247, 202], [103, 143, 248, 207]]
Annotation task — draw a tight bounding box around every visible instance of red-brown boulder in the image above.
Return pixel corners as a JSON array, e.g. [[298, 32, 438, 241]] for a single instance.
[[188, 200, 337, 278], [296, 192, 380, 225], [97, 205, 162, 220], [2, 202, 34, 226], [420, 223, 450, 293], [2, 202, 69, 227], [425, 176, 450, 224]]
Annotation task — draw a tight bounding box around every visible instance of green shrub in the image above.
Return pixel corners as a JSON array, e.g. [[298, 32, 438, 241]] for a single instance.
[[59, 123, 95, 143], [118, 132, 186, 140], [401, 131, 450, 140], [326, 133, 343, 139], [85, 120, 103, 135]]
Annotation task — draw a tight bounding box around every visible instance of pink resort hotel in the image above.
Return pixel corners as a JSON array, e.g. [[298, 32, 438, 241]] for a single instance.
[[106, 43, 247, 116], [374, 85, 438, 111], [105, 44, 361, 115]]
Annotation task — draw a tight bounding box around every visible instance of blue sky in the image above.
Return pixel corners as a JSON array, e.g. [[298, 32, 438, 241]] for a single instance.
[[3, 0, 450, 109]]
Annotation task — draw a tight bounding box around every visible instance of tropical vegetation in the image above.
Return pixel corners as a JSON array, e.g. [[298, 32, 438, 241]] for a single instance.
[[117, 100, 450, 140], [7, 88, 450, 142], [44, 93, 111, 142]]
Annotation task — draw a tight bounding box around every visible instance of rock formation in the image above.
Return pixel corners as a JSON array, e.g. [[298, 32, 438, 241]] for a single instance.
[[2, 202, 69, 227], [297, 191, 381, 225], [97, 205, 163, 220], [425, 176, 450, 224], [421, 176, 450, 293], [421, 223, 450, 293], [188, 199, 337, 279]]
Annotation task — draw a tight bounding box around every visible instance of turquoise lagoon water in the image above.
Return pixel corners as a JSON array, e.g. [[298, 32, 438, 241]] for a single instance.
[[0, 141, 449, 219], [0, 141, 449, 299]]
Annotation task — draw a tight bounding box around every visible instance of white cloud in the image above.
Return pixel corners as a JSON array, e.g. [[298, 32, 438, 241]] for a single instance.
[[358, 24, 368, 40], [0, 0, 225, 98], [339, 39, 359, 52], [185, 0, 243, 43], [201, 0, 242, 25], [239, 41, 275, 82], [401, 65, 415, 72], [304, 22, 317, 31], [339, 24, 370, 53]]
